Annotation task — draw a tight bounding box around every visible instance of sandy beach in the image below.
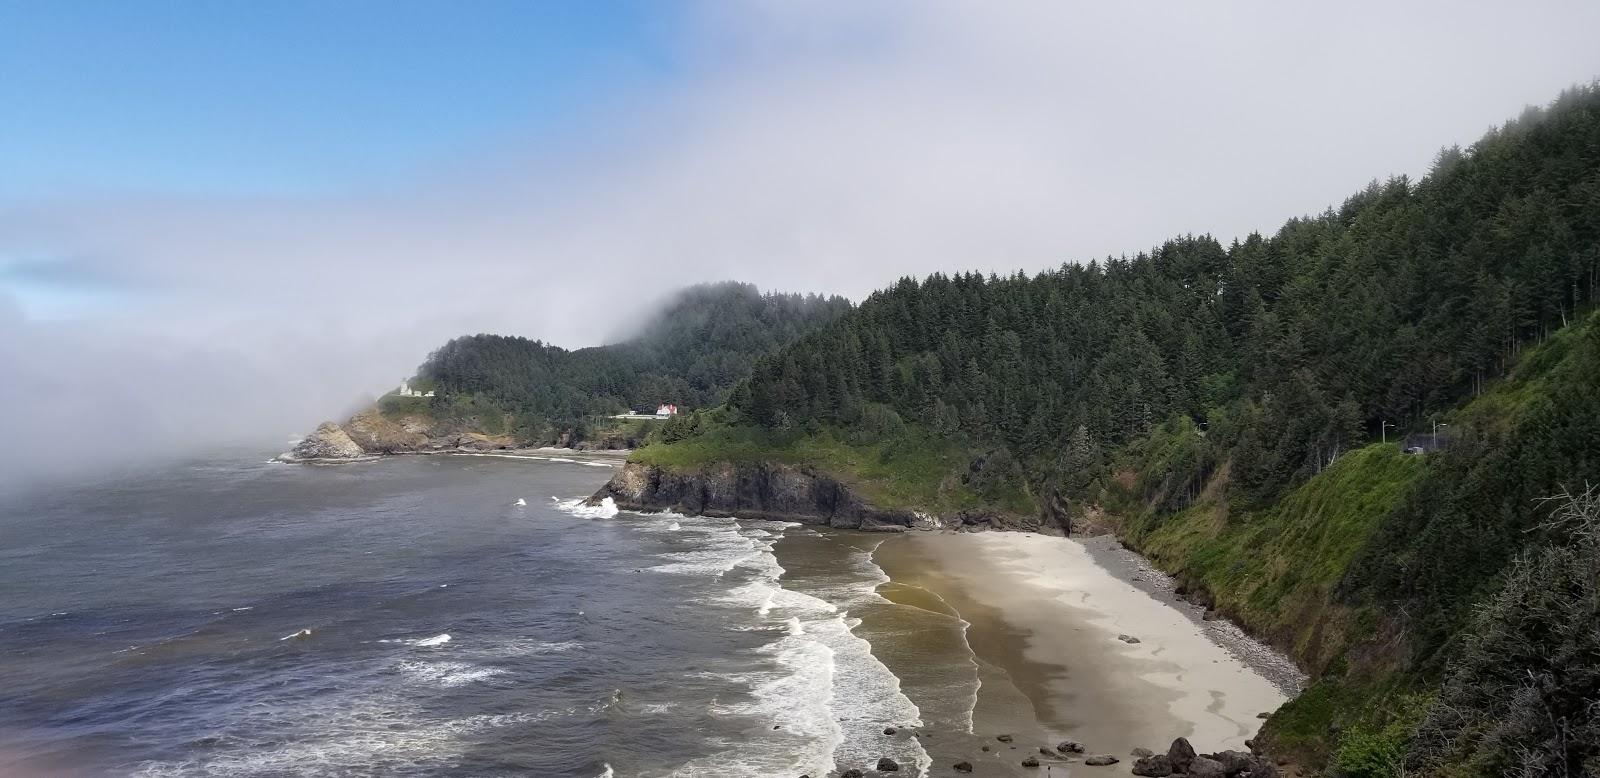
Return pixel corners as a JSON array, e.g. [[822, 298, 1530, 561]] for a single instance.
[[873, 530, 1297, 766]]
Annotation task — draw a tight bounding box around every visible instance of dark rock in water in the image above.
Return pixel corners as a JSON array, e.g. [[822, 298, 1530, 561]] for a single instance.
[[997, 733, 1014, 743], [1256, 711, 1271, 719], [1021, 756, 1040, 768], [592, 461, 1057, 532], [1084, 755, 1119, 766], [953, 762, 974, 774], [876, 756, 900, 772], [840, 770, 864, 778], [1117, 634, 1141, 644], [1168, 737, 1197, 773], [1039, 746, 1054, 755], [883, 726, 897, 735], [982, 745, 991, 752], [1131, 754, 1173, 776], [1187, 755, 1227, 778], [1131, 747, 1155, 758], [1057, 740, 1086, 754]]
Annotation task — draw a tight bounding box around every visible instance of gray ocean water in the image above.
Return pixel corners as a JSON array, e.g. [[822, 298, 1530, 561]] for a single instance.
[[0, 452, 990, 777]]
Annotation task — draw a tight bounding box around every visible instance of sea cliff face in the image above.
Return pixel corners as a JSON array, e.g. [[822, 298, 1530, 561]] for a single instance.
[[594, 461, 1064, 533]]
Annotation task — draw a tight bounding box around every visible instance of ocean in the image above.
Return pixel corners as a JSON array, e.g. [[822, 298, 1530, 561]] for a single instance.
[[0, 452, 989, 777]]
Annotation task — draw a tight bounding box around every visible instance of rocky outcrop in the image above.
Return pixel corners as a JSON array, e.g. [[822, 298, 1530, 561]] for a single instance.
[[593, 461, 914, 531], [593, 461, 1063, 533], [287, 422, 366, 460]]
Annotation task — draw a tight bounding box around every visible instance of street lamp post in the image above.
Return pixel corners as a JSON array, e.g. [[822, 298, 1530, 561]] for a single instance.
[[1381, 420, 1392, 444], [1432, 420, 1448, 450]]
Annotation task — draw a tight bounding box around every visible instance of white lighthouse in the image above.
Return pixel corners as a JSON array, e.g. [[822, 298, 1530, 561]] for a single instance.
[[397, 380, 435, 398]]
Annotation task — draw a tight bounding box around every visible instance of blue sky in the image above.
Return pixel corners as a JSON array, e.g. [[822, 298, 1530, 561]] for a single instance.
[[0, 1, 677, 196], [3, 1, 1600, 482]]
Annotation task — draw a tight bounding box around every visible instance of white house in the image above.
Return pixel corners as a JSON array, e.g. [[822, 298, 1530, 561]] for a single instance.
[[398, 380, 436, 398], [655, 403, 679, 418]]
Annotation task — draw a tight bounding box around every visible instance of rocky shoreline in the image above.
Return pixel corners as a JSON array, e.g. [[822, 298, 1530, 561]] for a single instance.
[[280, 409, 633, 462], [590, 460, 1066, 533]]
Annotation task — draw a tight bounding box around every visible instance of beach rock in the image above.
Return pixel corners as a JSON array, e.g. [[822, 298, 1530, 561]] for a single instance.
[[1084, 755, 1119, 766], [953, 762, 973, 774], [1209, 750, 1255, 774], [982, 745, 991, 752], [1117, 634, 1142, 644], [1039, 746, 1054, 755], [289, 422, 365, 459], [840, 770, 864, 778], [1131, 747, 1154, 757], [1246, 761, 1281, 778], [1021, 756, 1040, 767], [1257, 711, 1270, 718], [1187, 756, 1227, 778], [996, 734, 1014, 743], [876, 757, 900, 772], [1131, 754, 1174, 776], [883, 727, 897, 735], [1168, 738, 1197, 772], [1056, 740, 1086, 754]]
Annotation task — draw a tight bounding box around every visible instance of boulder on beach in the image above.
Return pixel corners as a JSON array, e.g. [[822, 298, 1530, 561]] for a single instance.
[[996, 733, 1013, 743], [1208, 750, 1255, 774], [953, 762, 973, 774], [1021, 756, 1040, 767], [840, 770, 863, 778], [1131, 754, 1173, 776], [1056, 740, 1086, 754], [1168, 737, 1197, 773], [1131, 747, 1154, 757], [1117, 634, 1142, 644], [876, 757, 900, 772], [1187, 755, 1227, 777], [883, 726, 897, 735], [1039, 746, 1054, 755], [1084, 755, 1119, 766]]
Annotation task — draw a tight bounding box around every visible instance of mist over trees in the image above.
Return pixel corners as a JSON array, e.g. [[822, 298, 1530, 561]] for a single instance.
[[727, 84, 1600, 506], [415, 282, 851, 428]]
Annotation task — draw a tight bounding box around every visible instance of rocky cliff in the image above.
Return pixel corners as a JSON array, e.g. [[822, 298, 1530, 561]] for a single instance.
[[593, 461, 1064, 533], [286, 422, 366, 460]]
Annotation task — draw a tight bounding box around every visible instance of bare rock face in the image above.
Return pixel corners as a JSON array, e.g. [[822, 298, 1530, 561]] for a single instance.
[[1131, 754, 1173, 776], [288, 422, 364, 459], [593, 461, 920, 531], [1185, 755, 1227, 778], [1167, 737, 1197, 773]]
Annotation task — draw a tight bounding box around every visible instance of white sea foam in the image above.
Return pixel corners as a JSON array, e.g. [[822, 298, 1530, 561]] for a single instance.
[[399, 660, 504, 687], [669, 519, 929, 777], [554, 496, 619, 519], [666, 521, 681, 530], [584, 461, 614, 468], [596, 764, 614, 778], [414, 633, 451, 647]]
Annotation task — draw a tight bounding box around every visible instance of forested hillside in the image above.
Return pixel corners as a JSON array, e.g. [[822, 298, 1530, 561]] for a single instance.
[[397, 282, 849, 443], [640, 84, 1600, 774]]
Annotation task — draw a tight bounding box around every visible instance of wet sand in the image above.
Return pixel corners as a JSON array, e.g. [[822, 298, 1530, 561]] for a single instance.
[[874, 530, 1295, 765]]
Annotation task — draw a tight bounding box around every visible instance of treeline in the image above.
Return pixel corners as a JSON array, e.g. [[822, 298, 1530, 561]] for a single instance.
[[708, 84, 1600, 774], [417, 282, 850, 429], [728, 84, 1600, 506]]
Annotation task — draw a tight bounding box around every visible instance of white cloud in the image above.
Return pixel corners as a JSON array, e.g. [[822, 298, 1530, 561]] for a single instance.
[[2, 1, 1598, 485]]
